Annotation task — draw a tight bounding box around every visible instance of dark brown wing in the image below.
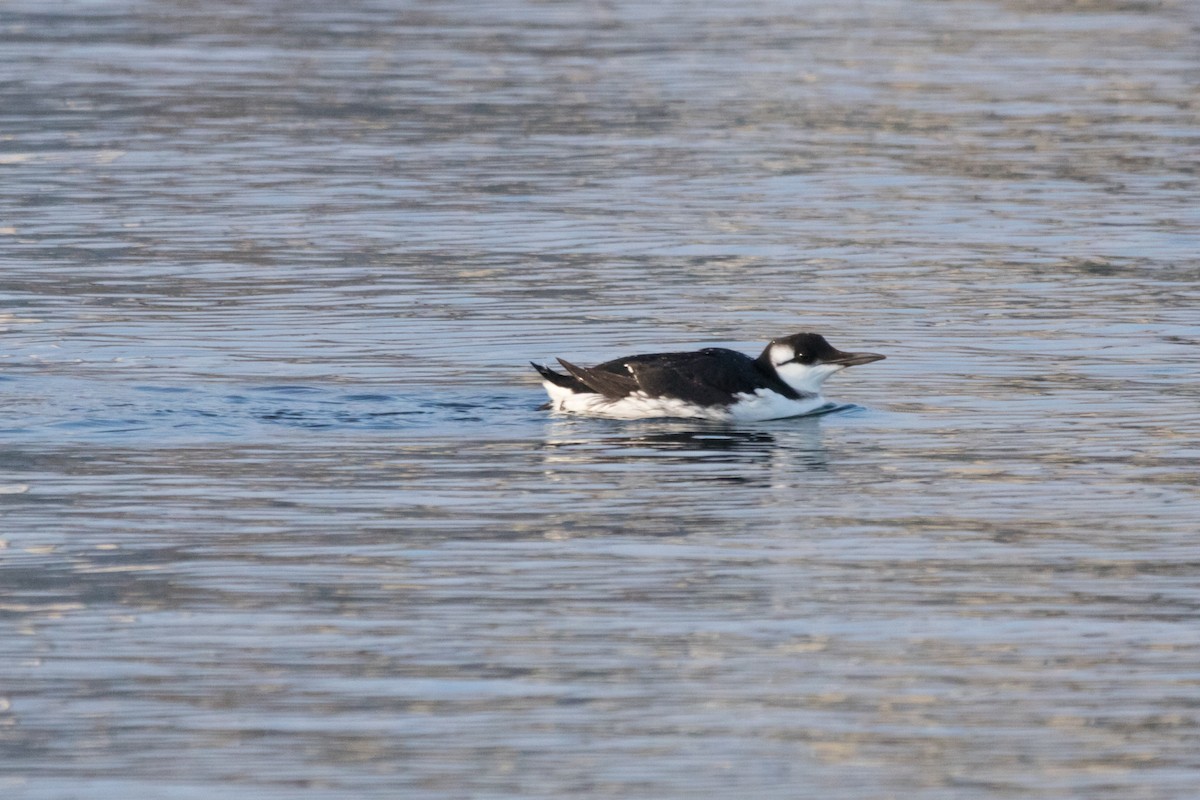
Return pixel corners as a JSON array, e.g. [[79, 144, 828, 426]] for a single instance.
[[607, 348, 792, 405], [556, 358, 639, 399]]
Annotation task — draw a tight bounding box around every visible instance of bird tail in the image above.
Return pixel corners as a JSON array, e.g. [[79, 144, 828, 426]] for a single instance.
[[531, 361, 588, 392]]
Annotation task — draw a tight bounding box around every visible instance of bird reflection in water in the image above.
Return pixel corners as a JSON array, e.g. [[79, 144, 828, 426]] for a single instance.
[[539, 415, 836, 477], [614, 429, 776, 452]]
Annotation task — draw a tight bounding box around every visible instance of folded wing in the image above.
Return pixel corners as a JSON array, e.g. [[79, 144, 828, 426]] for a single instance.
[[567, 348, 772, 406], [554, 358, 638, 398]]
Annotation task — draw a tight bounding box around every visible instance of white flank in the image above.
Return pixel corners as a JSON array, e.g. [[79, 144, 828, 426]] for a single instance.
[[725, 389, 830, 421], [543, 382, 828, 422]]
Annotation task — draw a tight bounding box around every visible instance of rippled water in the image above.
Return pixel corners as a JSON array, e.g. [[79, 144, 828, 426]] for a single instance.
[[2, 0, 1199, 797]]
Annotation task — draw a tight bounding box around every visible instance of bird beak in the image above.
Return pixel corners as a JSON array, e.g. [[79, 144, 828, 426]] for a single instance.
[[825, 351, 886, 367]]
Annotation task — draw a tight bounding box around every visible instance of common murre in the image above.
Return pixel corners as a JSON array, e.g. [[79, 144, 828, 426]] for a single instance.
[[532, 332, 885, 421]]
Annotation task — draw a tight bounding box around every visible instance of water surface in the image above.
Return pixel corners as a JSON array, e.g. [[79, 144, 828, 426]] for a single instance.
[[2, 0, 1199, 797]]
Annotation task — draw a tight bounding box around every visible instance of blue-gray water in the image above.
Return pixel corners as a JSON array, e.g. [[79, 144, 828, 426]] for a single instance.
[[2, 1, 1199, 797]]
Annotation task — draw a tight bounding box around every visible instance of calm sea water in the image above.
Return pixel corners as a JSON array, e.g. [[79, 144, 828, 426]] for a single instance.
[[2, 1, 1199, 797]]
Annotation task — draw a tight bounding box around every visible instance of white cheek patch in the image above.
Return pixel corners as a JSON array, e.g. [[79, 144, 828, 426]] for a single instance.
[[774, 362, 843, 395], [769, 343, 795, 366]]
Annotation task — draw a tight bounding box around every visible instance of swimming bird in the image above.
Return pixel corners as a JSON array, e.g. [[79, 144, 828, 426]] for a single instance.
[[532, 332, 884, 421]]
